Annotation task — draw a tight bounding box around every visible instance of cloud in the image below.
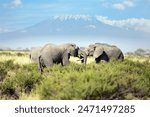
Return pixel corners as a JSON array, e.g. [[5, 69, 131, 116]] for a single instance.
[[112, 3, 125, 10], [86, 25, 96, 29], [123, 0, 134, 7], [96, 16, 150, 33], [112, 0, 134, 10], [3, 0, 22, 8], [0, 27, 12, 33], [11, 0, 22, 8], [100, 0, 135, 10]]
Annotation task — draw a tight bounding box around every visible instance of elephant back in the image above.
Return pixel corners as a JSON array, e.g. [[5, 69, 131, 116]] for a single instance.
[[40, 44, 63, 58], [102, 45, 123, 59]]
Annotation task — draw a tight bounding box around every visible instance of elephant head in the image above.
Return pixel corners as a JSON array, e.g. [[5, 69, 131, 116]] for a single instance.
[[30, 47, 42, 62], [62, 43, 79, 57], [84, 44, 97, 56]]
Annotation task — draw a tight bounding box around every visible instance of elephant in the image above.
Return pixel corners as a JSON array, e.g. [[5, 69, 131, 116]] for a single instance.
[[85, 43, 124, 63], [38, 43, 79, 72], [29, 47, 42, 62]]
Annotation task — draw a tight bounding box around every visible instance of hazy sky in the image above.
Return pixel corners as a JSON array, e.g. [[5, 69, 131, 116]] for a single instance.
[[0, 0, 150, 52]]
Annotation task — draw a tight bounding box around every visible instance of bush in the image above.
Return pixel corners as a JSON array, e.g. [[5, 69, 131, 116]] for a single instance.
[[0, 61, 41, 99], [0, 63, 7, 81], [0, 78, 18, 99], [38, 60, 150, 100], [14, 63, 41, 94], [16, 52, 24, 56], [0, 60, 17, 81]]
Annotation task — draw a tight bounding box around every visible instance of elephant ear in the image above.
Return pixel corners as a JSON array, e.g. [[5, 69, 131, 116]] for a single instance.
[[93, 46, 104, 58]]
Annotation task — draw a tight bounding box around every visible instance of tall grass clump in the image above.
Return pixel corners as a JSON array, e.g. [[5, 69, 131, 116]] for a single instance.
[[13, 63, 41, 94], [0, 78, 18, 99], [0, 60, 20, 99], [0, 59, 41, 99], [0, 60, 17, 81]]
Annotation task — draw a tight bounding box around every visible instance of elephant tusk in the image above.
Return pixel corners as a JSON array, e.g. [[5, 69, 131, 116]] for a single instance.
[[77, 58, 84, 61], [80, 58, 84, 60]]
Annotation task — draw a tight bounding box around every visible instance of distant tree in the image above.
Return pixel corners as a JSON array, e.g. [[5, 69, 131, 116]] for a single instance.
[[16, 47, 22, 51], [134, 48, 146, 55], [23, 48, 30, 52], [126, 52, 133, 55]]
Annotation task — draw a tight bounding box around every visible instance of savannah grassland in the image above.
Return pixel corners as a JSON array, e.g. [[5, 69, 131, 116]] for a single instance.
[[0, 51, 150, 100]]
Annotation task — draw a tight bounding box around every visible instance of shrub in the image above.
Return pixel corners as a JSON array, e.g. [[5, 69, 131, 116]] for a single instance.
[[16, 52, 24, 56], [37, 60, 150, 100], [0, 63, 7, 81], [0, 61, 41, 99], [0, 78, 18, 99], [14, 63, 41, 94]]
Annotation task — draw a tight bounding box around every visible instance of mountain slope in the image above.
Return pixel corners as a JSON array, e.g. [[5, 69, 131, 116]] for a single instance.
[[0, 15, 150, 50]]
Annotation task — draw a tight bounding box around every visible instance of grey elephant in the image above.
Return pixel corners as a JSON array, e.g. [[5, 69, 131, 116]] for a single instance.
[[85, 43, 124, 63], [29, 47, 42, 62], [38, 43, 79, 72]]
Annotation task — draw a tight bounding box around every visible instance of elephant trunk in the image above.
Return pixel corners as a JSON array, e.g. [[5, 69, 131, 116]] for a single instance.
[[78, 49, 87, 64], [83, 53, 87, 64], [73, 46, 79, 57]]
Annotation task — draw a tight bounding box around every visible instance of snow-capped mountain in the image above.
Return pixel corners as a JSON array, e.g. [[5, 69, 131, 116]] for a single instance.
[[0, 15, 150, 51]]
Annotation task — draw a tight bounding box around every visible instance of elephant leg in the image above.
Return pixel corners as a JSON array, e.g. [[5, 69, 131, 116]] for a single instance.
[[80, 56, 84, 63], [95, 57, 100, 63], [118, 52, 124, 61], [83, 54, 87, 64], [38, 56, 44, 73], [100, 52, 109, 62], [62, 52, 70, 66], [95, 52, 109, 63], [62, 58, 69, 66]]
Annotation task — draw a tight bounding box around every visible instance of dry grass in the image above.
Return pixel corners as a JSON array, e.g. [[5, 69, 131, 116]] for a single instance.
[[0, 51, 95, 65], [70, 56, 94, 64], [125, 55, 150, 63], [20, 93, 40, 100], [1, 51, 149, 65], [0, 51, 31, 65]]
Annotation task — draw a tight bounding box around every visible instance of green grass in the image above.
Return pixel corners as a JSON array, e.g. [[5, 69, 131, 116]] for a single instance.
[[0, 51, 150, 100]]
